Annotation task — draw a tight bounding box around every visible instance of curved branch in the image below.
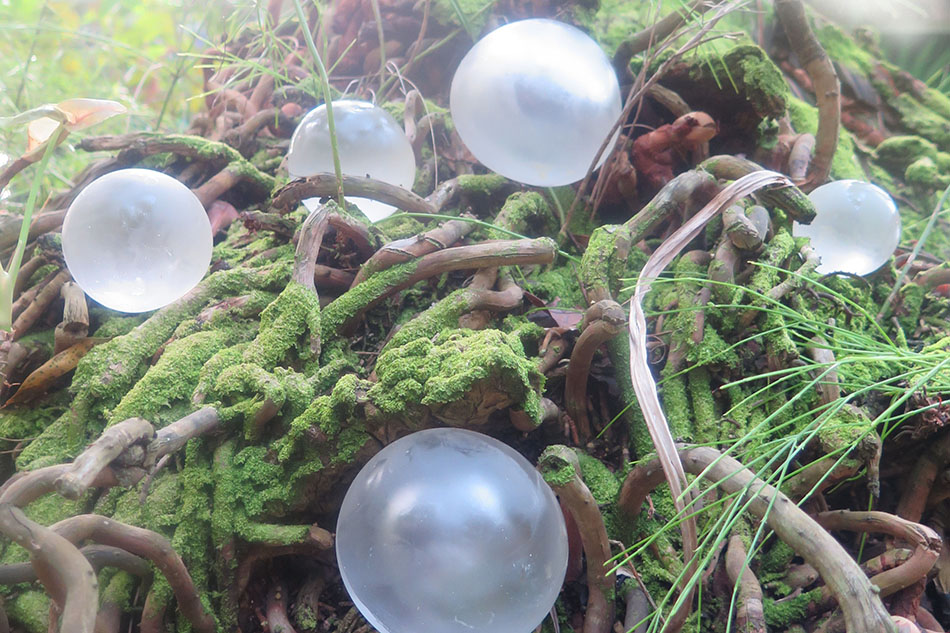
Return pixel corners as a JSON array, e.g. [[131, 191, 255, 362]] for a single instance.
[[271, 174, 436, 216], [51, 515, 215, 633]]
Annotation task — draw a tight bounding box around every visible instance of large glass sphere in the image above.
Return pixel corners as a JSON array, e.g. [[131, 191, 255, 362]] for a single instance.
[[450, 18, 622, 186], [62, 168, 212, 313], [793, 180, 901, 275], [287, 100, 416, 222], [336, 428, 568, 633]]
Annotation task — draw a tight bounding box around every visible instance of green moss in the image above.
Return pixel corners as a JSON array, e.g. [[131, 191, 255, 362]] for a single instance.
[[456, 173, 509, 197], [576, 452, 620, 504], [491, 192, 557, 238], [786, 97, 864, 179], [575, 0, 652, 56], [537, 448, 577, 488], [659, 367, 692, 442], [242, 281, 321, 368], [370, 328, 545, 426], [719, 44, 790, 118], [688, 368, 719, 442], [102, 571, 137, 611], [906, 156, 950, 188], [890, 93, 950, 150], [0, 390, 69, 441], [8, 590, 49, 633], [580, 224, 633, 301], [764, 588, 822, 628], [386, 288, 480, 349], [109, 326, 250, 425], [529, 266, 586, 308], [873, 135, 938, 173], [429, 0, 493, 32], [814, 24, 875, 74], [321, 260, 419, 341]]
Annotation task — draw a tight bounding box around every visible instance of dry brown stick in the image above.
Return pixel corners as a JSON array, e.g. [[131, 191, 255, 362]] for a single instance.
[[52, 515, 215, 633], [565, 300, 626, 443], [618, 447, 896, 633], [314, 265, 355, 291], [725, 536, 766, 633], [538, 446, 615, 633], [351, 217, 474, 287], [54, 281, 89, 355], [426, 177, 460, 213], [192, 167, 242, 208], [775, 0, 840, 190], [271, 174, 436, 216], [327, 212, 376, 261], [12, 254, 47, 299], [265, 578, 298, 633], [899, 431, 950, 521], [329, 238, 556, 335], [815, 510, 941, 599], [10, 268, 58, 321], [140, 588, 167, 633], [12, 268, 70, 340], [145, 407, 221, 467], [457, 267, 499, 330], [0, 545, 152, 585], [0, 504, 98, 633], [806, 337, 840, 406], [787, 133, 816, 183], [783, 454, 861, 500], [54, 417, 154, 500]]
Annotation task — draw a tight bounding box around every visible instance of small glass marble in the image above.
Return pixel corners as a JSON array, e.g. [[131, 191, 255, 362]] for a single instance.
[[336, 428, 568, 633], [287, 100, 416, 222], [62, 168, 212, 313], [793, 180, 901, 276], [450, 18, 622, 186]]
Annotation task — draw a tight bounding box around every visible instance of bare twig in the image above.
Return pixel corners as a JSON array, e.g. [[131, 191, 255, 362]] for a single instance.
[[271, 174, 436, 216], [54, 417, 154, 500]]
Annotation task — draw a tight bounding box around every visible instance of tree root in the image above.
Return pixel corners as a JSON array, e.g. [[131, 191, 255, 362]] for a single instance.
[[270, 173, 436, 216], [0, 544, 152, 585], [538, 446, 615, 633], [775, 0, 840, 190], [725, 535, 766, 633], [618, 446, 896, 633], [51, 515, 216, 633], [323, 238, 556, 336]]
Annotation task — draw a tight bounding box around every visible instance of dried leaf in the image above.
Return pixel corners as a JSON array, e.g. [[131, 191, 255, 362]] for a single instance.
[[4, 338, 102, 406], [26, 98, 126, 151], [627, 170, 795, 570]]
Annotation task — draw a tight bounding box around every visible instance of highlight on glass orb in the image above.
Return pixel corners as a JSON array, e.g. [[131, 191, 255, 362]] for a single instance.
[[62, 168, 213, 313], [336, 427, 568, 633], [449, 18, 622, 186], [286, 99, 416, 222], [792, 180, 901, 276]]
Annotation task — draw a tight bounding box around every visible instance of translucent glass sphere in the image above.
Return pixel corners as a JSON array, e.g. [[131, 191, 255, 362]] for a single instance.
[[450, 18, 622, 186], [336, 428, 568, 633], [793, 180, 901, 275], [62, 168, 212, 313], [287, 100, 416, 222]]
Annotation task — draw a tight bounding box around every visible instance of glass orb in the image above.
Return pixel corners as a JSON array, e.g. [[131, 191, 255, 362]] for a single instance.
[[287, 100, 416, 222], [793, 180, 901, 276], [336, 428, 568, 633], [62, 168, 212, 313], [450, 18, 622, 186]]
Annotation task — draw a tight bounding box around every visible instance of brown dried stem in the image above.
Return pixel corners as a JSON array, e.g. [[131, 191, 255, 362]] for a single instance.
[[0, 504, 97, 633], [565, 300, 626, 443], [54, 281, 89, 354], [329, 238, 556, 335], [271, 174, 436, 216], [0, 545, 152, 585], [538, 446, 615, 633], [815, 510, 941, 599], [352, 217, 474, 287], [264, 578, 297, 633], [12, 268, 70, 340], [619, 446, 896, 633], [54, 417, 154, 500], [775, 0, 840, 189], [725, 535, 766, 633], [52, 515, 215, 633]]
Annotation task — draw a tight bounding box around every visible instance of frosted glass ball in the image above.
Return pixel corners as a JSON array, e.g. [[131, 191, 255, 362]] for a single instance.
[[287, 100, 416, 222], [336, 428, 568, 633], [450, 18, 622, 186], [62, 168, 212, 313], [793, 180, 901, 275]]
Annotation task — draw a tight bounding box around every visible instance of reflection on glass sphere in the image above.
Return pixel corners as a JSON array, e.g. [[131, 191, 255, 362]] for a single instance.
[[62, 168, 212, 313], [336, 428, 568, 633], [450, 18, 621, 186], [287, 100, 416, 222], [793, 180, 901, 275]]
